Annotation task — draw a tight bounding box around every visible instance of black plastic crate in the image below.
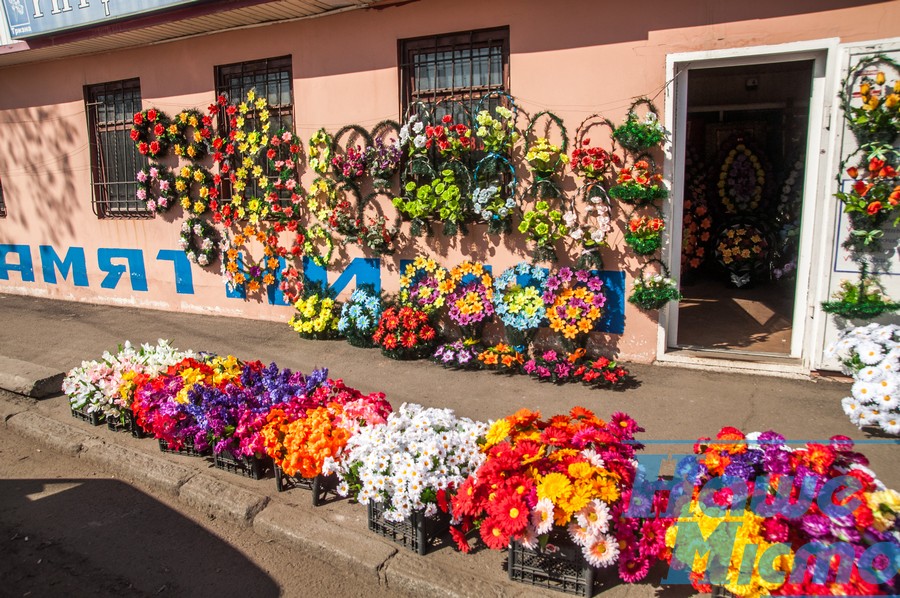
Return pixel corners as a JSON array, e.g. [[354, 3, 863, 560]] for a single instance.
[[213, 450, 271, 480], [105, 411, 147, 438], [70, 407, 103, 426], [158, 438, 208, 457], [367, 501, 450, 556], [273, 465, 336, 506], [508, 532, 596, 597]]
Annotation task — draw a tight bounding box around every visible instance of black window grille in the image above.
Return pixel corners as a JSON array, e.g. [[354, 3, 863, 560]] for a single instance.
[[85, 78, 150, 218], [0, 175, 6, 218], [400, 27, 509, 120], [214, 56, 294, 208]]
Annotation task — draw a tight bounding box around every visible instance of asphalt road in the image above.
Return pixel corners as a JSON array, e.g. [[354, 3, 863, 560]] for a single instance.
[[0, 429, 412, 598]]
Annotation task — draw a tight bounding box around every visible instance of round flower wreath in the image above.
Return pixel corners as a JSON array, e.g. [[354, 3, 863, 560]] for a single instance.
[[221, 228, 280, 295], [493, 262, 548, 332], [307, 177, 338, 223], [167, 109, 212, 162], [180, 218, 219, 267], [447, 261, 495, 334], [308, 128, 333, 175], [175, 165, 217, 216], [542, 267, 607, 341], [135, 165, 176, 213], [398, 255, 452, 314], [718, 142, 767, 214], [297, 224, 335, 268], [130, 108, 171, 158]]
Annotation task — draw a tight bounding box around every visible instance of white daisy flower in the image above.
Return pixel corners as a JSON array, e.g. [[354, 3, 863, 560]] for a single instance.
[[568, 522, 597, 547], [858, 408, 882, 427], [582, 534, 619, 568], [852, 381, 880, 403], [842, 397, 863, 426], [878, 414, 900, 436], [531, 497, 555, 535], [858, 341, 885, 365], [857, 366, 883, 383], [576, 499, 611, 535]]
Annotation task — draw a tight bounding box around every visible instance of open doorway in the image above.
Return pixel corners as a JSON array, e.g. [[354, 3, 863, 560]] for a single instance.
[[675, 60, 814, 355]]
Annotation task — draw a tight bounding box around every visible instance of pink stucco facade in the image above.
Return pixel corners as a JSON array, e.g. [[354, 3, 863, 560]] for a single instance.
[[0, 0, 898, 364]]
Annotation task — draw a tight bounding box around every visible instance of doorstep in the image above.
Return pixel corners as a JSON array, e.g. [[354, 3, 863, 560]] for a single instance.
[[656, 347, 810, 379]]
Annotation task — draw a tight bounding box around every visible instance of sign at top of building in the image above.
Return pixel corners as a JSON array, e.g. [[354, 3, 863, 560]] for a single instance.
[[2, 0, 204, 40]]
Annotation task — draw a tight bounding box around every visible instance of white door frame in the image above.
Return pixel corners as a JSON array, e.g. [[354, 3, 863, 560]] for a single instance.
[[658, 38, 840, 376]]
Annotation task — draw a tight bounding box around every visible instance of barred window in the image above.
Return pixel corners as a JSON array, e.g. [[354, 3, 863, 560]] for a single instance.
[[85, 79, 149, 218], [215, 56, 294, 207], [400, 27, 509, 119]]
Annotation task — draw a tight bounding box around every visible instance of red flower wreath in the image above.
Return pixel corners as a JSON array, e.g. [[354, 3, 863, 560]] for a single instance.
[[130, 108, 172, 159]]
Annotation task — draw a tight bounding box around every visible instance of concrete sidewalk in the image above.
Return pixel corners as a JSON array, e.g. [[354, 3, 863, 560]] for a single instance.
[[0, 291, 897, 596]]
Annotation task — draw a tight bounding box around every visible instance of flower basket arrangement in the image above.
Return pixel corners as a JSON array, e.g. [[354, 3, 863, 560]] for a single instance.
[[828, 323, 900, 436], [624, 216, 664, 255], [425, 114, 476, 160], [507, 528, 597, 598], [567, 184, 614, 270], [474, 104, 518, 155], [608, 160, 667, 206], [628, 270, 682, 311], [493, 262, 547, 350], [351, 193, 401, 256], [612, 99, 666, 154], [451, 408, 667, 587], [212, 449, 271, 480], [331, 145, 368, 183], [393, 168, 469, 236], [523, 349, 589, 384], [365, 136, 402, 189], [325, 403, 489, 553], [841, 56, 900, 147], [569, 137, 622, 181], [836, 155, 900, 253], [542, 267, 606, 346], [667, 427, 900, 597], [519, 200, 569, 263], [372, 306, 437, 360], [338, 286, 383, 348], [821, 268, 900, 321], [526, 137, 568, 184]]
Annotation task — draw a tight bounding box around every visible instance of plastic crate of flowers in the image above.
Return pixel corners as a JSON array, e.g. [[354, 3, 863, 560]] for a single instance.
[[324, 403, 489, 555], [450, 407, 668, 595], [372, 305, 437, 360], [337, 286, 383, 348], [262, 382, 391, 505]]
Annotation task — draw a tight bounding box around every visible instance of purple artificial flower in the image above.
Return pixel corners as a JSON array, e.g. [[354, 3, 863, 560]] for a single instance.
[[800, 514, 832, 539]]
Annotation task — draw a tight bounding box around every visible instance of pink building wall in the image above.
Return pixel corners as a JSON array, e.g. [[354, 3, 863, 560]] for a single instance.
[[0, 0, 897, 362]]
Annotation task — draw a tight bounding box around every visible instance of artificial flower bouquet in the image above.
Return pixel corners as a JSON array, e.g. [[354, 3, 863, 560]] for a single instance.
[[338, 286, 383, 348], [667, 426, 900, 597], [828, 323, 900, 436], [432, 339, 483, 370], [612, 106, 667, 153], [365, 137, 403, 187], [624, 216, 665, 255], [372, 305, 437, 360], [447, 261, 495, 340], [63, 340, 190, 422], [289, 285, 341, 340], [608, 160, 667, 205], [569, 138, 622, 180], [714, 223, 769, 286], [393, 168, 467, 236], [475, 106, 518, 155], [518, 200, 569, 263], [523, 348, 589, 384], [628, 271, 682, 311], [331, 145, 368, 182], [477, 343, 526, 373], [425, 114, 476, 159], [844, 64, 900, 146], [472, 184, 517, 234], [836, 155, 900, 251], [398, 255, 452, 315], [450, 407, 667, 585], [526, 137, 568, 180], [324, 402, 489, 524], [355, 214, 400, 256]]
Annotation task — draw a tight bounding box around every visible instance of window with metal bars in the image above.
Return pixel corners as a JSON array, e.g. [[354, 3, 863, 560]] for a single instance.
[[399, 27, 509, 120], [214, 56, 294, 208], [85, 78, 150, 218]]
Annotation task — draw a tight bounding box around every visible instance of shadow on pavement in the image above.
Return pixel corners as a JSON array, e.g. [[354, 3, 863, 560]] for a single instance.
[[0, 478, 280, 597]]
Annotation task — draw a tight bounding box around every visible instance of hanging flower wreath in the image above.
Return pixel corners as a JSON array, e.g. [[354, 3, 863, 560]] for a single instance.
[[399, 111, 429, 158], [518, 200, 568, 263], [351, 192, 401, 257], [717, 141, 768, 214], [681, 149, 712, 274], [307, 177, 338, 223], [523, 111, 568, 199], [278, 264, 304, 305], [167, 109, 213, 161], [624, 215, 665, 255], [564, 183, 612, 270], [221, 227, 279, 296], [179, 218, 219, 267], [299, 224, 335, 268], [365, 135, 403, 189], [612, 97, 667, 154], [473, 153, 517, 235], [840, 55, 900, 147], [398, 255, 452, 314], [130, 108, 171, 158], [308, 128, 333, 175], [266, 129, 304, 210], [628, 262, 682, 311], [474, 102, 518, 155], [175, 165, 216, 216], [608, 159, 667, 205], [135, 165, 177, 213], [542, 267, 606, 343], [493, 262, 547, 349]]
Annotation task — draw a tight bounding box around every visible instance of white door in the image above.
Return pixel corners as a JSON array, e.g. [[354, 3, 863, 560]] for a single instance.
[[811, 38, 900, 371]]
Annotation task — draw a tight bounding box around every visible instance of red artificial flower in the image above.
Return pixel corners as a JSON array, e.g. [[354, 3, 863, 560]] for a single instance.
[[847, 166, 859, 179], [867, 201, 883, 215], [153, 123, 165, 137], [148, 141, 160, 155], [147, 109, 157, 122], [267, 149, 277, 160], [138, 142, 149, 155], [442, 114, 453, 124], [479, 516, 510, 550], [400, 332, 418, 348], [449, 525, 470, 553], [488, 494, 530, 536], [133, 112, 143, 125]]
